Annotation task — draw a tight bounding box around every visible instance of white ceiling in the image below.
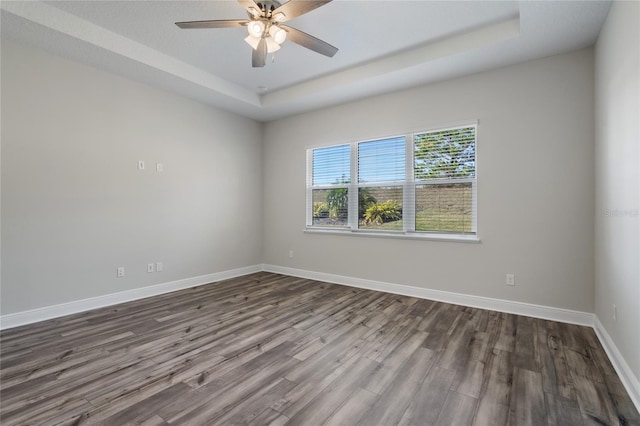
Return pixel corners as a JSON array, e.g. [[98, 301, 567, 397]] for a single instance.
[[1, 0, 611, 121]]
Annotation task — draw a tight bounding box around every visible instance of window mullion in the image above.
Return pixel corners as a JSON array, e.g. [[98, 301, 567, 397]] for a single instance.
[[306, 149, 313, 227], [348, 142, 358, 229], [472, 180, 478, 233], [403, 134, 415, 233]]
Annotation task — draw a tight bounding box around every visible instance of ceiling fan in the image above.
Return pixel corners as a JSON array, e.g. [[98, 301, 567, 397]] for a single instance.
[[175, 0, 338, 68]]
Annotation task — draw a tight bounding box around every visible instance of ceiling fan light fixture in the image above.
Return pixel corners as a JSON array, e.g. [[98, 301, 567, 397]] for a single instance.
[[247, 20, 265, 37], [265, 37, 281, 53], [244, 34, 261, 50], [269, 25, 287, 44]]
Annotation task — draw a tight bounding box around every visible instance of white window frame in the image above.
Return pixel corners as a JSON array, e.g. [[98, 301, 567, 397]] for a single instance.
[[306, 123, 479, 243]]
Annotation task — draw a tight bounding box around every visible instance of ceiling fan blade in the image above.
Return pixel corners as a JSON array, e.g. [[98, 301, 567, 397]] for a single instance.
[[236, 0, 263, 17], [252, 38, 267, 67], [272, 0, 332, 22], [175, 19, 248, 29], [281, 25, 338, 58]]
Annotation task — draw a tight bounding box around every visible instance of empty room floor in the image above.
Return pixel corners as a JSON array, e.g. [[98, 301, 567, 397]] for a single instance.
[[1, 272, 638, 425]]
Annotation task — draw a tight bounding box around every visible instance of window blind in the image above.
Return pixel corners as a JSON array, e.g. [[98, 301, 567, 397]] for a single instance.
[[414, 126, 476, 234], [310, 144, 351, 227], [414, 127, 476, 180], [312, 144, 351, 186], [358, 137, 406, 183]]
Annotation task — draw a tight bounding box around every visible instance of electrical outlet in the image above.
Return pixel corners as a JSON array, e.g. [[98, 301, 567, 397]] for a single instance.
[[156, 163, 164, 172], [289, 250, 294, 259], [506, 274, 515, 286], [117, 267, 125, 278], [147, 263, 154, 273], [613, 304, 617, 321], [156, 262, 163, 272]]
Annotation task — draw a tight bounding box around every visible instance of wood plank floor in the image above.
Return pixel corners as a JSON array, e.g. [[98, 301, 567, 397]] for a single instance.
[[1, 272, 638, 425]]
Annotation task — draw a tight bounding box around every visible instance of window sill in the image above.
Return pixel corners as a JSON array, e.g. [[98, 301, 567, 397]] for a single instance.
[[304, 228, 481, 243]]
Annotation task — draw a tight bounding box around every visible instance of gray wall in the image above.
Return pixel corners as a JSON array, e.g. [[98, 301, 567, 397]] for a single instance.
[[1, 40, 263, 314], [594, 1, 640, 380], [263, 48, 595, 313]]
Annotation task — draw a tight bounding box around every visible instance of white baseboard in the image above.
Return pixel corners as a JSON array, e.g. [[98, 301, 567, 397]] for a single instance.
[[263, 264, 594, 326], [0, 264, 593, 330], [593, 316, 640, 410], [0, 264, 262, 330]]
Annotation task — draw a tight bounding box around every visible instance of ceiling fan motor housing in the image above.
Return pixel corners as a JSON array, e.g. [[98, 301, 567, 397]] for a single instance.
[[257, 1, 283, 16]]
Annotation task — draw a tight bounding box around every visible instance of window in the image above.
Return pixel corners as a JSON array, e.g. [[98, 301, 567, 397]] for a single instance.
[[307, 124, 477, 239], [309, 144, 350, 227], [414, 127, 476, 234], [358, 137, 405, 231]]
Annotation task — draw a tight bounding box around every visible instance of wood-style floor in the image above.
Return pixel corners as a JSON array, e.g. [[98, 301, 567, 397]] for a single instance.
[[1, 272, 638, 425]]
